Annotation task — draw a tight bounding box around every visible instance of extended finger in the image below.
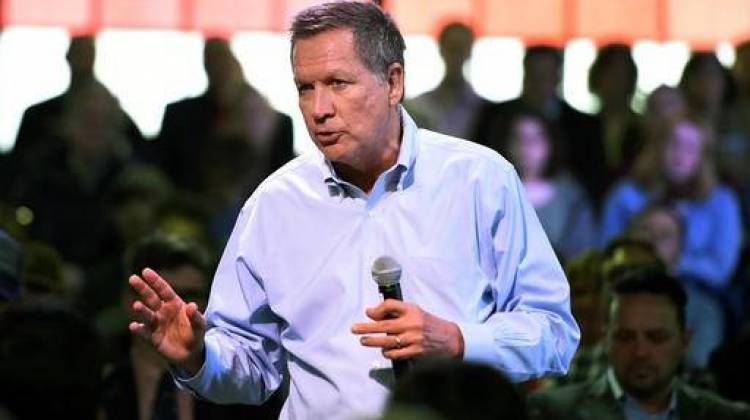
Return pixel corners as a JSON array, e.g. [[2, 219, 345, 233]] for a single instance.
[[129, 275, 162, 311], [129, 321, 153, 342], [382, 346, 418, 360], [351, 319, 403, 335], [365, 299, 408, 321], [141, 267, 177, 302], [359, 334, 404, 350], [132, 300, 157, 327]]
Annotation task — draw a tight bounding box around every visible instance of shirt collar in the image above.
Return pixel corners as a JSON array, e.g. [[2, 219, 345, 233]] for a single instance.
[[607, 368, 678, 415], [319, 105, 418, 193]]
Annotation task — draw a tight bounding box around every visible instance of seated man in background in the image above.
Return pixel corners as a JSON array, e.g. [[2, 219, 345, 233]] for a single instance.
[[528, 267, 750, 420], [629, 204, 725, 372]]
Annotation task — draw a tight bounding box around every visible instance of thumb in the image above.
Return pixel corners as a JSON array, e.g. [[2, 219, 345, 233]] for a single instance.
[[366, 299, 406, 320], [185, 302, 207, 334]]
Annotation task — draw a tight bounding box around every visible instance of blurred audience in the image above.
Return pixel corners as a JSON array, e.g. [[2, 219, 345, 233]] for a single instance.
[[6, 35, 143, 197], [589, 43, 643, 179], [554, 250, 607, 386], [405, 22, 489, 139], [679, 52, 747, 187], [629, 205, 725, 370], [558, 237, 663, 388], [20, 241, 69, 300], [153, 37, 295, 244], [528, 268, 750, 419], [0, 230, 23, 304], [0, 298, 103, 420], [384, 359, 527, 420], [504, 112, 596, 262], [727, 40, 750, 188], [8, 81, 131, 268], [642, 85, 688, 142], [2, 28, 750, 418], [474, 45, 607, 208], [710, 316, 750, 405], [601, 117, 742, 291]]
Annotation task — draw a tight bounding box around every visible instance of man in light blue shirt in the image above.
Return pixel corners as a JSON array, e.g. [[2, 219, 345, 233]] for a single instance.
[[127, 2, 579, 419]]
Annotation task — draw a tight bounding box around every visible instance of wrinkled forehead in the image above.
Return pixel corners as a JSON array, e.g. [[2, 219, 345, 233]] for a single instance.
[[291, 27, 357, 65]]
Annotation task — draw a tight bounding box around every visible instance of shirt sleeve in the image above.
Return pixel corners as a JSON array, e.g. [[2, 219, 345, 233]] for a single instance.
[[456, 163, 580, 382], [174, 201, 285, 405]]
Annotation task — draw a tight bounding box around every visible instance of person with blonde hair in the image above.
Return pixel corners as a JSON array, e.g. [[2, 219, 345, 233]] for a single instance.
[[600, 116, 742, 291]]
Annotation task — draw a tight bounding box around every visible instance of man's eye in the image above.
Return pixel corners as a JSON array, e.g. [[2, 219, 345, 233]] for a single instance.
[[647, 331, 671, 343], [613, 331, 634, 342], [332, 79, 348, 87], [297, 84, 313, 94]]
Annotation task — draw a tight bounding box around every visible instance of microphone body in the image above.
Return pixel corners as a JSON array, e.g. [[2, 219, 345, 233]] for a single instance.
[[377, 283, 402, 301], [371, 256, 413, 381]]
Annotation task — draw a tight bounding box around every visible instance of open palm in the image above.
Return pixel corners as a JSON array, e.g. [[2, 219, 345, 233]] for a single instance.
[[129, 268, 207, 368]]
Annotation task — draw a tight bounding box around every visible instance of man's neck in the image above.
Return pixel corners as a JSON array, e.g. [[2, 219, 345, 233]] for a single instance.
[[520, 94, 559, 118], [626, 382, 676, 414], [600, 100, 631, 119], [439, 73, 466, 91]]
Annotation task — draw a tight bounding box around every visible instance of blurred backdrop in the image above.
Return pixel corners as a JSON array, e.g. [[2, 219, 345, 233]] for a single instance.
[[1, 0, 748, 153]]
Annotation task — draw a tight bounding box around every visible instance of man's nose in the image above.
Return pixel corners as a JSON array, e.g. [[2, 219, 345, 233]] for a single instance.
[[634, 336, 652, 357], [313, 88, 334, 122]]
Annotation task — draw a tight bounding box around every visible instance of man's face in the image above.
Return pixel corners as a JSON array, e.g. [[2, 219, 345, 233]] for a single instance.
[[292, 28, 403, 171], [606, 294, 688, 400]]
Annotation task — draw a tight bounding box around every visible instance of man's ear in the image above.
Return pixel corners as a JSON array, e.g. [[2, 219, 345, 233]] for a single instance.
[[385, 62, 405, 106]]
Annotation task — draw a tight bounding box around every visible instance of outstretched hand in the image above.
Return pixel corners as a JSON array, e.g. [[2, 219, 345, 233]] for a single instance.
[[129, 268, 207, 373]]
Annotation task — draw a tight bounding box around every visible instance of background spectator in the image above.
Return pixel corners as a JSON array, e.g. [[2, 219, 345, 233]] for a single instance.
[[405, 22, 489, 139], [153, 37, 295, 245], [588, 43, 642, 179], [629, 205, 725, 371], [474, 45, 607, 208], [601, 117, 742, 291], [528, 268, 750, 419], [504, 112, 596, 262]]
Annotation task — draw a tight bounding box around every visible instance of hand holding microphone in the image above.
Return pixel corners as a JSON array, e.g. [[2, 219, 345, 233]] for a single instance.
[[351, 256, 465, 378]]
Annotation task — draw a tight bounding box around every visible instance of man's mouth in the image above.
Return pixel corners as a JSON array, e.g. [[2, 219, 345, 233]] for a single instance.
[[316, 131, 342, 145]]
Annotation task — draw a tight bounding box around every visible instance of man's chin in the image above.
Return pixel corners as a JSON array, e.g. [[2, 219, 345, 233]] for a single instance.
[[622, 375, 668, 400]]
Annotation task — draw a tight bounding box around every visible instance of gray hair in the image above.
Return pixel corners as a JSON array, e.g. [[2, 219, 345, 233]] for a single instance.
[[290, 1, 406, 79]]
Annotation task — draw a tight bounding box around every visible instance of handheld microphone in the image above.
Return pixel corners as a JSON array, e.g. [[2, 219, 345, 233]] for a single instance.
[[371, 256, 412, 380]]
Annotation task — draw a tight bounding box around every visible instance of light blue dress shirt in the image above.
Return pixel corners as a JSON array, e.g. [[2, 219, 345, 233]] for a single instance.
[[177, 110, 580, 419]]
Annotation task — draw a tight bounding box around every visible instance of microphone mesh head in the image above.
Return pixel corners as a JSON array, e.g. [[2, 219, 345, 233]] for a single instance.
[[371, 256, 402, 287]]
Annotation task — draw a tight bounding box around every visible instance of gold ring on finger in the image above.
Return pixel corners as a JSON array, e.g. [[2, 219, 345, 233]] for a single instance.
[[394, 336, 403, 349]]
